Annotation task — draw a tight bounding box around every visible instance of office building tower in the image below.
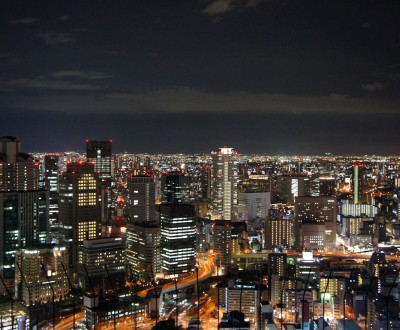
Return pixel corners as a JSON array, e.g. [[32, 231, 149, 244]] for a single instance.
[[276, 174, 310, 203], [126, 221, 161, 281], [44, 154, 59, 233], [294, 196, 337, 250], [78, 237, 125, 293], [86, 140, 113, 230], [223, 279, 261, 326], [238, 192, 271, 221], [352, 161, 363, 204], [211, 147, 235, 220], [213, 220, 231, 275], [85, 140, 113, 180], [265, 212, 294, 249], [127, 175, 156, 223], [15, 245, 69, 306], [159, 204, 196, 278], [160, 171, 190, 204], [58, 162, 101, 273], [0, 136, 49, 281], [0, 136, 39, 191]]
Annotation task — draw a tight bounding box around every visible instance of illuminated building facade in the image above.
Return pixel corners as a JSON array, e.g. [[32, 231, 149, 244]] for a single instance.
[[85, 140, 113, 180], [265, 213, 293, 249], [238, 191, 271, 221], [159, 204, 196, 278], [126, 221, 160, 281], [213, 220, 231, 274], [44, 154, 59, 236], [15, 245, 69, 306], [78, 237, 125, 293], [294, 196, 337, 250], [211, 147, 235, 220], [127, 175, 155, 223], [160, 171, 190, 204], [58, 162, 101, 272], [224, 280, 261, 326], [0, 136, 48, 281]]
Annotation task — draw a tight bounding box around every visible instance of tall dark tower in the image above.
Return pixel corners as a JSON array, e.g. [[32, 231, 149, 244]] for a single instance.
[[159, 204, 197, 278], [352, 161, 364, 204], [86, 140, 113, 230], [85, 140, 113, 180], [161, 171, 190, 204], [44, 154, 59, 238], [58, 162, 101, 274], [0, 136, 49, 281]]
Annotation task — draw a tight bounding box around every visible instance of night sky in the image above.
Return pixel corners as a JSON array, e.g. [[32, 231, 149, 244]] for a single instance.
[[1, 0, 399, 154]]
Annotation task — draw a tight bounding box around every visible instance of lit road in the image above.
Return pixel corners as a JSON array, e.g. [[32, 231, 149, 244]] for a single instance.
[[56, 253, 216, 329]]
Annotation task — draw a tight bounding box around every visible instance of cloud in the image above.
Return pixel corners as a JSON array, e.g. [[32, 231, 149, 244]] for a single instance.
[[3, 78, 100, 91], [2, 87, 398, 115], [10, 17, 36, 25], [361, 23, 371, 29], [51, 70, 112, 79], [59, 15, 70, 22], [361, 82, 385, 92], [37, 32, 76, 45], [201, 0, 266, 16]]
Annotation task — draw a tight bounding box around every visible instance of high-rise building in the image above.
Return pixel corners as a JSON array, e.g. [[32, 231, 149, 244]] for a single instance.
[[15, 245, 69, 306], [126, 221, 161, 281], [58, 162, 101, 273], [294, 196, 337, 250], [265, 212, 294, 249], [126, 175, 160, 281], [44, 154, 59, 236], [276, 174, 310, 203], [159, 204, 197, 278], [0, 136, 49, 281], [160, 171, 190, 204], [238, 192, 271, 221], [127, 175, 156, 223], [213, 220, 231, 275], [223, 279, 261, 326], [78, 237, 125, 293], [0, 136, 39, 191], [211, 147, 235, 220], [85, 140, 113, 180]]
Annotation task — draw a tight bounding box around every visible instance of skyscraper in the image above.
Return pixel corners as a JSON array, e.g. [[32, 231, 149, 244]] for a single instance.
[[85, 140, 113, 180], [0, 136, 48, 281], [160, 171, 190, 204], [212, 220, 231, 275], [159, 204, 197, 278], [127, 175, 156, 223], [294, 196, 337, 250], [44, 154, 59, 237], [58, 162, 101, 273], [126, 175, 160, 281], [211, 147, 235, 221]]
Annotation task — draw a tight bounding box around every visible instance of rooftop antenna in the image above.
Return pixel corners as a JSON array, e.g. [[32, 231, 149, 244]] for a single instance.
[[322, 270, 333, 329], [343, 268, 354, 330], [196, 266, 200, 329], [16, 262, 33, 329], [0, 274, 14, 330], [129, 266, 138, 330], [173, 266, 179, 329], [61, 262, 76, 330], [301, 268, 312, 330], [104, 264, 118, 330], [40, 262, 55, 330], [83, 264, 97, 330], [279, 267, 289, 330], [386, 269, 399, 330]]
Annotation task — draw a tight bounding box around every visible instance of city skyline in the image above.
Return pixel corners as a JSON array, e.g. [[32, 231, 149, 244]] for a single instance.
[[1, 0, 400, 154]]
